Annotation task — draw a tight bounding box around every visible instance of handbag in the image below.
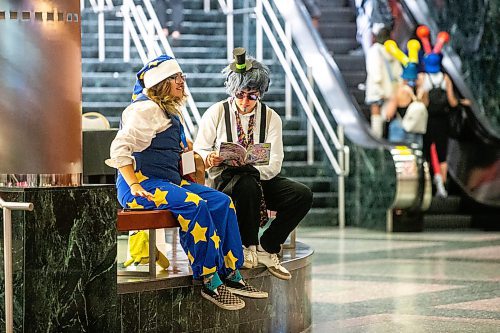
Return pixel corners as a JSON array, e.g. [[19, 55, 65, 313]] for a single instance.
[[401, 91, 428, 134]]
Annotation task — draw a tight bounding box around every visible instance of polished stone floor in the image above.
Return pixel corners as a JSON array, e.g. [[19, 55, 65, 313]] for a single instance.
[[297, 227, 500, 333]]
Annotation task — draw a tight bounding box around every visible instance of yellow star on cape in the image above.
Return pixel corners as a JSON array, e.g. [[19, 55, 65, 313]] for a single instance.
[[229, 199, 236, 212], [152, 188, 168, 208], [126, 198, 144, 209], [202, 266, 217, 276], [187, 250, 194, 264], [177, 214, 191, 232], [185, 192, 202, 206], [224, 250, 238, 270], [180, 179, 190, 187], [190, 222, 207, 244], [210, 231, 220, 249], [134, 170, 149, 183]]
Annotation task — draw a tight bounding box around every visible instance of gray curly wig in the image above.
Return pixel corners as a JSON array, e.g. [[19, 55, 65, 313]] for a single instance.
[[222, 56, 271, 97]]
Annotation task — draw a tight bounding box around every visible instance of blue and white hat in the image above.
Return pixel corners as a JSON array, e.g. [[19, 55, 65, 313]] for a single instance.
[[131, 54, 182, 102]]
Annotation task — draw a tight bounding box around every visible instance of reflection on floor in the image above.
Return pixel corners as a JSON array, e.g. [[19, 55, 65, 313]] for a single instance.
[[298, 227, 500, 333]]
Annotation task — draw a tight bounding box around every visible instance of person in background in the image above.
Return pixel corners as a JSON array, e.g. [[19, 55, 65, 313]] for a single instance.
[[303, 0, 321, 28], [106, 54, 267, 311], [354, 0, 374, 55], [156, 0, 184, 38], [365, 27, 402, 138], [415, 26, 470, 185], [385, 63, 428, 147], [353, 0, 394, 55], [194, 48, 313, 281]]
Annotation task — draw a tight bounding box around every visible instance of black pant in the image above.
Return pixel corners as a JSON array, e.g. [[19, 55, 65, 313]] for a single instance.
[[156, 0, 184, 31], [229, 175, 313, 254]]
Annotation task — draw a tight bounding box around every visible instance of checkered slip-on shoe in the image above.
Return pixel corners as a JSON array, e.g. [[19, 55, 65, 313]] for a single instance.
[[225, 279, 268, 299], [201, 284, 245, 311]]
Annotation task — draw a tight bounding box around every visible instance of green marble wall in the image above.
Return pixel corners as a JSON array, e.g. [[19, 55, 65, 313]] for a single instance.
[[118, 255, 312, 332], [0, 186, 118, 332], [423, 0, 500, 132], [346, 145, 397, 230]]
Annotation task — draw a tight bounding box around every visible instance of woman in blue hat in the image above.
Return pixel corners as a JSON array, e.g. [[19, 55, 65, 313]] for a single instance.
[[106, 55, 267, 311]]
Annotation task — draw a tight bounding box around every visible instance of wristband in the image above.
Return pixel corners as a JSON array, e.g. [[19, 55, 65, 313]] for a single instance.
[[129, 182, 140, 187]]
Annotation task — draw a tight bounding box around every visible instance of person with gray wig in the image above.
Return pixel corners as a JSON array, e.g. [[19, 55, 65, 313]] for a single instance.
[[194, 48, 313, 281], [222, 56, 270, 97]]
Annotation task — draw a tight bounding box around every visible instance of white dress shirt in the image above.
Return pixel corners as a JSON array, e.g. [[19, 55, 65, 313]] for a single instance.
[[193, 98, 284, 180], [105, 100, 173, 169]]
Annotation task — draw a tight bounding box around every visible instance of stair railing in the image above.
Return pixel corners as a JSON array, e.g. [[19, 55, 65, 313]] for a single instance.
[[257, 0, 349, 227], [1, 196, 33, 333], [81, 0, 115, 62], [120, 0, 202, 137]]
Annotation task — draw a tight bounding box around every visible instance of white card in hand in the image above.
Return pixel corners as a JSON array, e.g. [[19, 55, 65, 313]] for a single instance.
[[181, 150, 196, 175]]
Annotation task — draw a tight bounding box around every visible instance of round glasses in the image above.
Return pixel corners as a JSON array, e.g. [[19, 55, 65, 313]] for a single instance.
[[235, 91, 259, 101], [167, 73, 186, 84]]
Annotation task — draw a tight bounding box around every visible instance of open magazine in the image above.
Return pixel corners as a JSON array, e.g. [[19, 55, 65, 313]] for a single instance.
[[218, 142, 271, 166]]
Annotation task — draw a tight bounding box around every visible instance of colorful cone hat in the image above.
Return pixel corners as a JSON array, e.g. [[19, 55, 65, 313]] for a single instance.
[[417, 25, 450, 73], [384, 39, 421, 82]]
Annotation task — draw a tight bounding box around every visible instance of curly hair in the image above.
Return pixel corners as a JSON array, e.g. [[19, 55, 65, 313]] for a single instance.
[[222, 56, 271, 97], [145, 79, 187, 117]]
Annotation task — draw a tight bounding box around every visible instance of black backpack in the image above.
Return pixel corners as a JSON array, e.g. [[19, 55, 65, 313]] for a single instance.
[[427, 74, 449, 116]]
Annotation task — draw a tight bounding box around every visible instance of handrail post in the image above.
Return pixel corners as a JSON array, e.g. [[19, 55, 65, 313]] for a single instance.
[[98, 0, 105, 62], [204, 0, 211, 13], [242, 0, 250, 51], [123, 9, 130, 62], [1, 197, 33, 333], [255, 0, 263, 61], [285, 22, 292, 120], [307, 66, 314, 165], [337, 125, 345, 228], [227, 0, 234, 61], [3, 207, 12, 333]]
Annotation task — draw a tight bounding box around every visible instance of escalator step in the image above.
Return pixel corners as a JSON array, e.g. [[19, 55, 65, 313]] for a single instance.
[[427, 195, 461, 214], [424, 214, 472, 229]]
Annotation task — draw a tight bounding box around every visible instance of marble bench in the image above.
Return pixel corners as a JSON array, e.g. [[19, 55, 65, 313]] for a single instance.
[[117, 209, 179, 278]]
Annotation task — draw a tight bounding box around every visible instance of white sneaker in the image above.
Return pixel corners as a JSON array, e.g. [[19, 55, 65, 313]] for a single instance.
[[242, 246, 258, 269], [256, 251, 291, 280]]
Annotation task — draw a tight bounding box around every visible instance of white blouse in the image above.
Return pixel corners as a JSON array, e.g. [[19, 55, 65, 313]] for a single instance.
[[193, 98, 284, 180], [105, 100, 173, 169]]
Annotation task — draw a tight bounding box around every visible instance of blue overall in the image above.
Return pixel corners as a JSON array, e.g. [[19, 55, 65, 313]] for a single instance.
[[116, 100, 243, 279]]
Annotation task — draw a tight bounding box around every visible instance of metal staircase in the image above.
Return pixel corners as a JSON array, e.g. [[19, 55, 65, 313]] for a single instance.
[[81, 0, 340, 226]]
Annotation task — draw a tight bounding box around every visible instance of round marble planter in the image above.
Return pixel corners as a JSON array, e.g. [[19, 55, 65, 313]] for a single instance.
[[118, 242, 314, 332]]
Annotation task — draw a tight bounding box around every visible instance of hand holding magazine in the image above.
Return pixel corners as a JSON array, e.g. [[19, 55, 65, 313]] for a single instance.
[[218, 142, 271, 166]]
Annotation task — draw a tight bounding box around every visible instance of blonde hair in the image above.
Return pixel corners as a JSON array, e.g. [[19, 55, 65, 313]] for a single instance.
[[145, 78, 187, 118]]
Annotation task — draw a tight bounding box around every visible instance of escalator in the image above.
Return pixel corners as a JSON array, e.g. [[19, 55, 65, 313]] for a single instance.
[[274, 0, 498, 231], [397, 0, 500, 229]]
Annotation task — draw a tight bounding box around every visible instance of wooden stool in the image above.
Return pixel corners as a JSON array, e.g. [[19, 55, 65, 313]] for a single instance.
[[117, 210, 179, 278]]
